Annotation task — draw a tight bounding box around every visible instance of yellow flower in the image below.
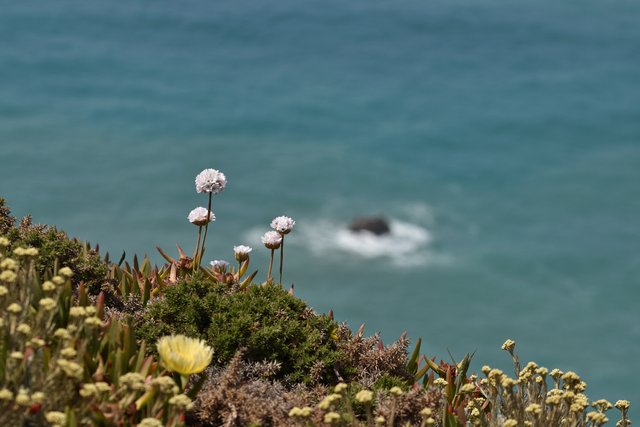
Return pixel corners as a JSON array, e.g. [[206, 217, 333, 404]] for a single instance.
[[15, 390, 30, 406], [156, 335, 213, 375], [58, 267, 74, 278], [52, 275, 66, 286], [355, 389, 373, 403], [138, 418, 163, 427], [334, 382, 348, 393], [501, 339, 516, 352], [7, 302, 22, 314], [42, 281, 56, 292], [323, 412, 341, 424], [169, 394, 194, 410], [615, 400, 630, 410], [389, 386, 403, 396], [45, 411, 66, 425], [0, 258, 18, 270], [420, 408, 432, 417], [17, 323, 31, 335], [525, 403, 542, 415], [39, 298, 57, 311]]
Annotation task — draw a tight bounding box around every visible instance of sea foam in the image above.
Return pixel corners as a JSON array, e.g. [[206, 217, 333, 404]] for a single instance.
[[295, 218, 434, 267]]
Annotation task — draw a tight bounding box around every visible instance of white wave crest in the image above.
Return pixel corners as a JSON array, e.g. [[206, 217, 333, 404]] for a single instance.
[[296, 218, 435, 267]]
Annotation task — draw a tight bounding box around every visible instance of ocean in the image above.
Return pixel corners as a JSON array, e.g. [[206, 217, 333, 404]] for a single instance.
[[1, 0, 639, 417]]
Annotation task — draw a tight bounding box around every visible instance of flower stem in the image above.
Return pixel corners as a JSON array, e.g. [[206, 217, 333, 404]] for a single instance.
[[193, 225, 202, 273], [267, 248, 274, 282], [279, 235, 285, 285], [198, 193, 213, 266]]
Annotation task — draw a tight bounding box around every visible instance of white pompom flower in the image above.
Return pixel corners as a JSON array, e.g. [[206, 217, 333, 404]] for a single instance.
[[188, 207, 215, 226], [233, 245, 252, 262], [195, 168, 227, 194], [261, 231, 283, 250], [210, 260, 229, 271], [271, 216, 295, 234]]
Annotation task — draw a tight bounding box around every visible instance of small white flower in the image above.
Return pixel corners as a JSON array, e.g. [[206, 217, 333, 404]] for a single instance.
[[233, 245, 252, 262], [195, 168, 227, 194], [261, 231, 283, 249], [271, 216, 295, 234], [188, 207, 215, 226], [210, 260, 229, 271]]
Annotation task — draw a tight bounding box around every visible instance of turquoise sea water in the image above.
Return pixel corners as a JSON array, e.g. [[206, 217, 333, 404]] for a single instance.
[[1, 0, 639, 417]]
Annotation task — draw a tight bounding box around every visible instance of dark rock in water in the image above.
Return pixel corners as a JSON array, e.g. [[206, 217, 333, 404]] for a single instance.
[[349, 216, 391, 235]]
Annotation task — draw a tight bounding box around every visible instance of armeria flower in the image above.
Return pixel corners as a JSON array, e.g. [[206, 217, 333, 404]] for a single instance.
[[233, 245, 252, 262], [271, 216, 295, 234], [195, 168, 227, 194], [188, 207, 215, 226], [210, 260, 229, 271], [261, 231, 282, 249], [157, 335, 213, 375]]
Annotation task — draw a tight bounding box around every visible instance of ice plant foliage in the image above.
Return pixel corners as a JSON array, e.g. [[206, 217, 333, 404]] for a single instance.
[[194, 168, 227, 194], [157, 334, 214, 376], [187, 207, 215, 226]]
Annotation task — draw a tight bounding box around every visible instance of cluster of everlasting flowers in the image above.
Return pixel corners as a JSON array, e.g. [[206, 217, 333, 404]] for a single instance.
[[324, 411, 341, 424], [79, 382, 112, 398], [12, 247, 39, 257], [169, 394, 194, 411], [288, 406, 313, 418], [195, 168, 227, 194], [138, 418, 164, 427], [355, 389, 373, 403], [188, 207, 215, 226], [156, 334, 214, 376], [45, 411, 67, 427], [419, 408, 435, 426], [261, 230, 282, 250]]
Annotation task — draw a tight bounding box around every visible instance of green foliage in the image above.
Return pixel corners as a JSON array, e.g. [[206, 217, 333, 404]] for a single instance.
[[0, 198, 15, 235], [0, 201, 107, 294], [373, 374, 410, 392], [137, 275, 346, 384]]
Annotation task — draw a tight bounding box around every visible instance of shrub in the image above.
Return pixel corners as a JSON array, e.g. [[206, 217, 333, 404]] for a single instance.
[[136, 276, 347, 384], [0, 198, 107, 294]]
